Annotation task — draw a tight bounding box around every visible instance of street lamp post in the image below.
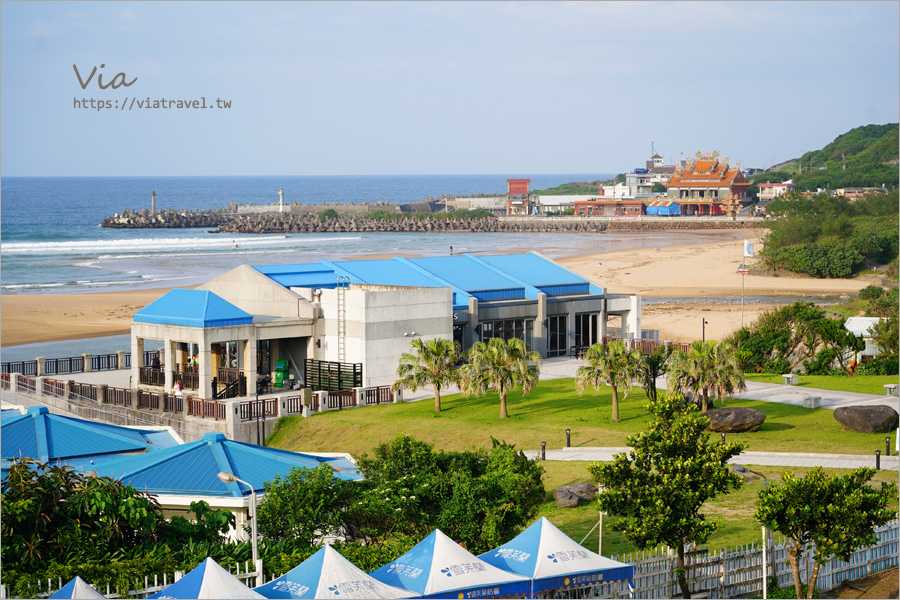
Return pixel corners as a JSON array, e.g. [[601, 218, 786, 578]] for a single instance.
[[734, 465, 769, 598], [218, 471, 259, 585], [702, 318, 709, 342]]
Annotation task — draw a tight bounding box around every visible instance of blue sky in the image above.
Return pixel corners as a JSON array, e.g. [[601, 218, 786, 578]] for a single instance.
[[2, 1, 898, 176]]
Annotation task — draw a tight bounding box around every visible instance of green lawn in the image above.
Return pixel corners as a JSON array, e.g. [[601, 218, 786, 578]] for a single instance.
[[745, 373, 897, 395], [538, 461, 899, 557], [268, 376, 896, 458], [265, 376, 898, 556]]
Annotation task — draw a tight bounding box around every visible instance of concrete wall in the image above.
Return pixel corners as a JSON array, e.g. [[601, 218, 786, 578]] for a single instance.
[[313, 285, 453, 387]]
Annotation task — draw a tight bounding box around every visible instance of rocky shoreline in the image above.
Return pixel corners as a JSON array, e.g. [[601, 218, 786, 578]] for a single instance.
[[101, 207, 754, 233]]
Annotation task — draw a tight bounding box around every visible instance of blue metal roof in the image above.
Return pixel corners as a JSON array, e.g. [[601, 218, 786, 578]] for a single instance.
[[409, 256, 526, 300], [480, 253, 589, 289], [134, 289, 253, 328], [250, 252, 599, 307], [92, 432, 362, 497], [0, 407, 160, 463]]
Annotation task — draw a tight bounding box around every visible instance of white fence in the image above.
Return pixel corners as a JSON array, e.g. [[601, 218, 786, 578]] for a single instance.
[[611, 519, 899, 598], [4, 523, 896, 599], [0, 560, 260, 600]]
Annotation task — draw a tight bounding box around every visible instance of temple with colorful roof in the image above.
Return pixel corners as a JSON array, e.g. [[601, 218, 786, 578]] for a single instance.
[[665, 151, 750, 216]]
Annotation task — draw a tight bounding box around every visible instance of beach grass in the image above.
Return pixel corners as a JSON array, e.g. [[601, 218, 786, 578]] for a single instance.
[[267, 376, 894, 459]]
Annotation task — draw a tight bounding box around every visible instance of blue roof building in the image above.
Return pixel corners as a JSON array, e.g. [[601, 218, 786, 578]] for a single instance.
[[133, 252, 640, 397]]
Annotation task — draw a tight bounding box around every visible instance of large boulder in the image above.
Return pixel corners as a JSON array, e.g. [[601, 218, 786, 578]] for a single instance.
[[705, 407, 767, 433], [833, 406, 899, 434], [554, 483, 599, 508]]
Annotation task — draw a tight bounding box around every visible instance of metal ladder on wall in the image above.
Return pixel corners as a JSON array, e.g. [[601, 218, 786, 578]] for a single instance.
[[336, 276, 348, 363]]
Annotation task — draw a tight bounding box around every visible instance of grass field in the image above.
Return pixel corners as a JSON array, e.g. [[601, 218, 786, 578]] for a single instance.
[[745, 374, 897, 395], [266, 375, 899, 555], [268, 376, 897, 457], [538, 461, 899, 556]]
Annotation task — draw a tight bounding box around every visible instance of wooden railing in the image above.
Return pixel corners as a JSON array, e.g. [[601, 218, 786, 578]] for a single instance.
[[137, 390, 161, 410], [283, 395, 306, 415], [238, 398, 278, 421], [164, 394, 183, 413], [1, 372, 10, 390], [139, 367, 166, 386], [187, 397, 226, 420], [71, 381, 98, 401], [364, 386, 393, 405], [42, 378, 67, 398], [598, 337, 691, 355], [104, 386, 132, 406], [327, 389, 357, 410], [173, 367, 199, 390]]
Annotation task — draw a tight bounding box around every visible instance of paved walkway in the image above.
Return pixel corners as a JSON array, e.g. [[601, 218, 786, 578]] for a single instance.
[[56, 356, 899, 471], [521, 446, 899, 470]]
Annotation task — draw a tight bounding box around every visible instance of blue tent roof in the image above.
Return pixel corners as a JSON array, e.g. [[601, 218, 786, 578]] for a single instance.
[[92, 433, 362, 496], [478, 517, 633, 593], [369, 529, 530, 598], [255, 545, 417, 599], [0, 407, 171, 463], [134, 289, 253, 328], [148, 558, 264, 599]]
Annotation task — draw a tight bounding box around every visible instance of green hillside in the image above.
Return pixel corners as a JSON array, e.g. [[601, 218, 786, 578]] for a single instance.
[[749, 123, 899, 192]]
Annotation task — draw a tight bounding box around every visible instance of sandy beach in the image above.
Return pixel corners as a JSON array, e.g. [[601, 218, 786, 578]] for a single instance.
[[556, 231, 872, 342], [0, 229, 875, 348]]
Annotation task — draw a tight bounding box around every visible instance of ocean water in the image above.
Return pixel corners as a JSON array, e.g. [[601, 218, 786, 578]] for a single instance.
[[1, 174, 630, 294], [1, 174, 755, 360]]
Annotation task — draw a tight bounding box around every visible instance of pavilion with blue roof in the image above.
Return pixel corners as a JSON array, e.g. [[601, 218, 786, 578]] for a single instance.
[[1, 406, 182, 476], [91, 432, 361, 542], [133, 252, 640, 396]]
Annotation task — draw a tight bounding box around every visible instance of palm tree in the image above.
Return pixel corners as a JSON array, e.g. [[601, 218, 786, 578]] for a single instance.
[[708, 340, 747, 405], [393, 337, 461, 413], [668, 340, 745, 413], [461, 337, 542, 419], [576, 339, 643, 423]]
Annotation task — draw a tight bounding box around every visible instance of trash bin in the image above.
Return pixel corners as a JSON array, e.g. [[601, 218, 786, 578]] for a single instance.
[[274, 360, 289, 388]]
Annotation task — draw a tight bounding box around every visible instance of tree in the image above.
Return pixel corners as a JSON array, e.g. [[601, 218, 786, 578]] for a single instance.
[[393, 337, 461, 413], [576, 340, 643, 422], [755, 467, 897, 599], [668, 340, 745, 412], [728, 302, 865, 375], [461, 337, 542, 419], [256, 465, 356, 547], [589, 395, 746, 599], [1, 458, 166, 569], [353, 435, 544, 553], [637, 345, 672, 403]]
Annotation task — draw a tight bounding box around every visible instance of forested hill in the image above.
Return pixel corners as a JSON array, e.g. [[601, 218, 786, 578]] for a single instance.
[[750, 123, 899, 191]]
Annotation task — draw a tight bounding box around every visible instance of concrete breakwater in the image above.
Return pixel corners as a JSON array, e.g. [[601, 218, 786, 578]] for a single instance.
[[102, 205, 757, 233], [216, 213, 611, 234]]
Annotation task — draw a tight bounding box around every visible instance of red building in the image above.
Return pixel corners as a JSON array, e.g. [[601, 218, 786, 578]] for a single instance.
[[507, 179, 533, 215]]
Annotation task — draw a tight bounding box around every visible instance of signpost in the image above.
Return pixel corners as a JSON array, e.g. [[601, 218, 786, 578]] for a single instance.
[[737, 264, 749, 327]]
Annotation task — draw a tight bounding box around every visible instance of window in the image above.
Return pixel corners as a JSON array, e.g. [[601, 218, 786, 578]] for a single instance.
[[575, 313, 599, 350], [547, 315, 568, 357], [480, 318, 534, 350]]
